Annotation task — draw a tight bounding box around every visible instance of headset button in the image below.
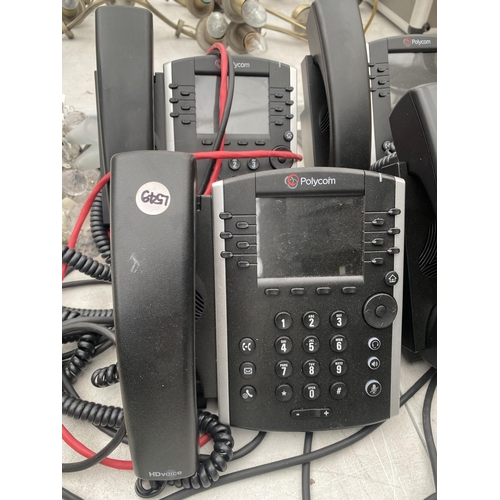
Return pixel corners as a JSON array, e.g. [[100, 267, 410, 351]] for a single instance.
[[240, 386, 257, 401]]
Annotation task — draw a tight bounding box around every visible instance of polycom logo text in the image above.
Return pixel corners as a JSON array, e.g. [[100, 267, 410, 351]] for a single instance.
[[285, 175, 336, 189], [403, 37, 432, 46]]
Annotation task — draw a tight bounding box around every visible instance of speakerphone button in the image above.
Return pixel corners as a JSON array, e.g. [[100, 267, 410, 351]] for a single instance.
[[367, 357, 381, 370]]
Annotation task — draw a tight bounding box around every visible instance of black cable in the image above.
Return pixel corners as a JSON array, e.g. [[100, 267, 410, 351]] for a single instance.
[[62, 421, 127, 473], [62, 487, 84, 500], [62, 279, 111, 289], [199, 51, 236, 194], [423, 372, 437, 488], [199, 431, 267, 462], [62, 245, 112, 282], [62, 307, 115, 326], [90, 191, 112, 263], [369, 151, 398, 171], [232, 431, 267, 461], [62, 321, 116, 344], [302, 432, 313, 500], [159, 368, 437, 499]]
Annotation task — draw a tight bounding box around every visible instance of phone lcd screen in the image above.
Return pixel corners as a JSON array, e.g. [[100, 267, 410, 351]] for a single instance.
[[256, 196, 364, 279], [195, 75, 269, 135], [388, 51, 437, 109]]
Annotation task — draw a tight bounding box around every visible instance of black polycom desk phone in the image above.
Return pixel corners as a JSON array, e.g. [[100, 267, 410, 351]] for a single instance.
[[84, 0, 435, 486]]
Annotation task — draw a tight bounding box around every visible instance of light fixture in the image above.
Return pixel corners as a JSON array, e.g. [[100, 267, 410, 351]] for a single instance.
[[195, 12, 228, 51], [291, 4, 309, 35], [186, 0, 214, 18], [220, 0, 267, 28]]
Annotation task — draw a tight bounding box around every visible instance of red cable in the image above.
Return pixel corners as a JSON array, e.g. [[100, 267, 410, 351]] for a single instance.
[[62, 425, 212, 470], [204, 42, 229, 196], [62, 172, 110, 280], [193, 150, 302, 161], [62, 171, 213, 469], [62, 145, 302, 468]]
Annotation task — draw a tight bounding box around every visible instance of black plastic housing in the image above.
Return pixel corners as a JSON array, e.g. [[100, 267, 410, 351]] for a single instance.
[[110, 150, 198, 480], [95, 5, 154, 224], [303, 0, 371, 169]]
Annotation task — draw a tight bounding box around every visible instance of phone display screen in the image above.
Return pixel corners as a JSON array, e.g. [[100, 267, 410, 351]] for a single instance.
[[256, 196, 364, 279], [195, 75, 270, 135], [388, 51, 437, 108]]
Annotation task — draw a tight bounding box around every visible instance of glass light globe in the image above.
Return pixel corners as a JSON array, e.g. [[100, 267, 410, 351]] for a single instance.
[[244, 31, 268, 55], [62, 0, 79, 9], [241, 0, 267, 28], [206, 12, 229, 39]]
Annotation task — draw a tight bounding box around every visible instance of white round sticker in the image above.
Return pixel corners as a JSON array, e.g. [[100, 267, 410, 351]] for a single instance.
[[135, 182, 171, 215]]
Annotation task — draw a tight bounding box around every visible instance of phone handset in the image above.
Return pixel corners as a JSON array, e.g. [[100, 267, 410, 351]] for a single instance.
[[301, 0, 371, 169], [110, 150, 198, 480]]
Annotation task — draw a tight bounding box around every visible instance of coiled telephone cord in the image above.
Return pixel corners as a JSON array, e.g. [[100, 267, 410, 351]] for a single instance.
[[135, 411, 234, 498], [62, 245, 112, 282]]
